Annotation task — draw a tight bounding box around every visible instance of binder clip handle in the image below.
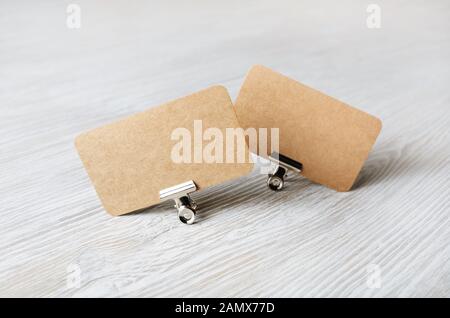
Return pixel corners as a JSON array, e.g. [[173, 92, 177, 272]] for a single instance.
[[174, 195, 197, 224], [267, 166, 287, 191], [160, 180, 198, 224], [267, 152, 302, 191]]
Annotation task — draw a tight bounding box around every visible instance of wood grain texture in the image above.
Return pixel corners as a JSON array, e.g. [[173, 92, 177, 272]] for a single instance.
[[0, 0, 449, 297]]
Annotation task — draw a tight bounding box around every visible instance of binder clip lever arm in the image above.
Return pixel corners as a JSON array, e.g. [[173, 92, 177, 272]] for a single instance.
[[159, 180, 198, 224], [267, 152, 303, 191]]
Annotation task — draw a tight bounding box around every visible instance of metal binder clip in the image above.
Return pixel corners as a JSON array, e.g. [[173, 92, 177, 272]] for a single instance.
[[267, 152, 303, 191], [159, 180, 198, 224]]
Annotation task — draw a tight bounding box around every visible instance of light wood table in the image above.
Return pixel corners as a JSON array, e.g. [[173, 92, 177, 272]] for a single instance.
[[0, 0, 448, 297]]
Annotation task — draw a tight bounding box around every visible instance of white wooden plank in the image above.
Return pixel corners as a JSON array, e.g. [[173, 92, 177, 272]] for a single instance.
[[0, 0, 449, 297]]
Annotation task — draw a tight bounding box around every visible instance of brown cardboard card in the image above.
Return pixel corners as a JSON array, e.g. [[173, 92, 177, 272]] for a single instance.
[[75, 86, 254, 216], [234, 65, 382, 192]]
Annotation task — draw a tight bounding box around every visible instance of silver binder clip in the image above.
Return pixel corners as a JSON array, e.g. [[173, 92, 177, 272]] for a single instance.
[[159, 180, 198, 224], [267, 152, 303, 191]]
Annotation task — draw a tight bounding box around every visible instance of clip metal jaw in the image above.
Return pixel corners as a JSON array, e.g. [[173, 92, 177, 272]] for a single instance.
[[159, 180, 198, 224], [267, 152, 303, 191]]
